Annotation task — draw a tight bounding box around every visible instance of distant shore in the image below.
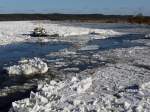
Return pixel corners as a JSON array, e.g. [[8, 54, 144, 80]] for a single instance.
[[0, 13, 149, 25]]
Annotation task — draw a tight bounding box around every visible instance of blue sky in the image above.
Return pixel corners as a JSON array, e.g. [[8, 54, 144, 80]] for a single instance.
[[0, 0, 149, 15]]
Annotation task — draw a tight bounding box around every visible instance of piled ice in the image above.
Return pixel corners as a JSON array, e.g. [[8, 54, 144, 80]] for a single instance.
[[11, 63, 150, 112], [12, 77, 93, 112], [5, 57, 48, 76]]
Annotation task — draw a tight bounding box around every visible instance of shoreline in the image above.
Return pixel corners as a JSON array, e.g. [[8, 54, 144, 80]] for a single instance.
[[0, 14, 149, 25]]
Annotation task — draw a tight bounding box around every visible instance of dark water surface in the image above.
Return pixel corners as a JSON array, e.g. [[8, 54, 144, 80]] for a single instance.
[[0, 42, 72, 68], [87, 34, 146, 50]]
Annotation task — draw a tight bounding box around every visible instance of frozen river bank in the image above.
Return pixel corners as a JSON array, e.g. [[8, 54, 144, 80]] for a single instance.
[[0, 21, 149, 112]]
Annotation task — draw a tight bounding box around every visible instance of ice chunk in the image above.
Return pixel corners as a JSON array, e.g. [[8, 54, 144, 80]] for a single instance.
[[145, 34, 150, 38], [140, 82, 150, 96], [11, 77, 93, 112], [80, 45, 99, 51], [70, 77, 92, 93], [5, 57, 48, 76], [77, 77, 92, 93]]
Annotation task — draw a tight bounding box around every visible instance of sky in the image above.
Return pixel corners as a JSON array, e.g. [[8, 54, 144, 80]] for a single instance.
[[0, 0, 149, 15]]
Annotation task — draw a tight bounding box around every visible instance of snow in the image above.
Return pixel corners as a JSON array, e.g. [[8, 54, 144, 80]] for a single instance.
[[5, 57, 48, 76], [0, 21, 122, 45]]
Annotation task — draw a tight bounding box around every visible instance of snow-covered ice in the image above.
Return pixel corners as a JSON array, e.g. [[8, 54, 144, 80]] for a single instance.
[[0, 21, 122, 45], [5, 57, 48, 76]]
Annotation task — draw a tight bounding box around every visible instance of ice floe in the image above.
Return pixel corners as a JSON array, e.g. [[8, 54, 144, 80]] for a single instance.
[[5, 57, 48, 77], [0, 21, 122, 45], [79, 45, 99, 51]]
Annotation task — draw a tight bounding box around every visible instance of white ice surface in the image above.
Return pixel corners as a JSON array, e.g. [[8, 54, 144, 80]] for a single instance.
[[0, 21, 122, 45], [12, 75, 150, 112], [5, 57, 48, 76]]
